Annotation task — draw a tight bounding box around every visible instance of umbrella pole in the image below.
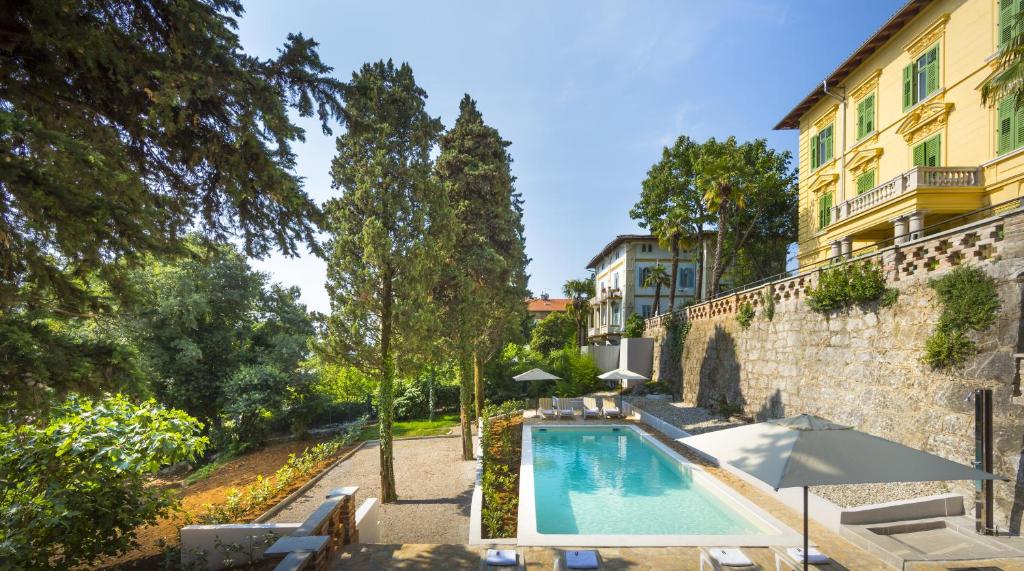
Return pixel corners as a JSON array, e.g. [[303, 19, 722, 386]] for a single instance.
[[803, 485, 809, 571]]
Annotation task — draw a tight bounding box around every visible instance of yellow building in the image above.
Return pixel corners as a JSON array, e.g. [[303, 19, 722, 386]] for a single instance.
[[777, 0, 1024, 267]]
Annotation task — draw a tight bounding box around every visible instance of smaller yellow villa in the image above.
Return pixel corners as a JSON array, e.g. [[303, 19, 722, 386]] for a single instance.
[[777, 0, 1024, 267]]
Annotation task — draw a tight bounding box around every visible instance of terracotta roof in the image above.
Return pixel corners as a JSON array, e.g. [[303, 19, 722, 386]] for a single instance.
[[774, 0, 931, 130], [526, 297, 571, 313]]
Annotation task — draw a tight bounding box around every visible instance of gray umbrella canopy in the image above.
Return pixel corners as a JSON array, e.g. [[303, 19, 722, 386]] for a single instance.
[[682, 414, 1001, 490], [597, 368, 648, 381], [513, 368, 561, 382]]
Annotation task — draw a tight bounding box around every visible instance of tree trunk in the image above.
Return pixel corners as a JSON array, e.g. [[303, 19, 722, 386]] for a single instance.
[[575, 302, 587, 350], [652, 283, 661, 316], [710, 205, 729, 297], [695, 231, 705, 302], [428, 367, 435, 423], [378, 276, 398, 503], [458, 353, 474, 461], [668, 238, 680, 311], [473, 351, 484, 420]]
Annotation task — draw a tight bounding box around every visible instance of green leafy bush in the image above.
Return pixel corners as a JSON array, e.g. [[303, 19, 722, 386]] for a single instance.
[[0, 394, 208, 568], [806, 260, 896, 312], [924, 266, 1000, 369], [736, 301, 756, 328], [547, 348, 602, 396], [623, 313, 646, 337], [761, 287, 775, 321], [480, 406, 523, 538]]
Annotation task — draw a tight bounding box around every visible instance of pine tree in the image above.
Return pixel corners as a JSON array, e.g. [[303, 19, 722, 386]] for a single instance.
[[322, 61, 446, 502], [434, 95, 528, 460]]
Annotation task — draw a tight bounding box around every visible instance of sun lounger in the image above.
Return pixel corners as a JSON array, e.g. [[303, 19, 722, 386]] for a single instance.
[[480, 548, 524, 570], [554, 397, 575, 419], [601, 397, 621, 418], [538, 398, 557, 420], [582, 397, 601, 419], [700, 547, 759, 570], [554, 549, 602, 570], [772, 546, 834, 571]]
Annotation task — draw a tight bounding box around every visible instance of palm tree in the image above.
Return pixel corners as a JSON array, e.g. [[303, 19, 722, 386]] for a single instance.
[[563, 277, 595, 350], [694, 137, 750, 297], [643, 264, 671, 315], [982, 13, 1024, 106]]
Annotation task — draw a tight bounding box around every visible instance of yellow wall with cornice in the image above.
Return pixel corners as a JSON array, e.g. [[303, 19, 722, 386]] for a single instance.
[[794, 0, 1024, 266]]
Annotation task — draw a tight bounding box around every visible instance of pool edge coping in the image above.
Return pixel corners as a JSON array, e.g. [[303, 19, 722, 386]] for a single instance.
[[516, 422, 805, 547]]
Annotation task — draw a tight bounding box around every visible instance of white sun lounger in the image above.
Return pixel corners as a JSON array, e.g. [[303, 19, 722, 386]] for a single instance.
[[554, 397, 575, 419], [700, 547, 759, 570], [601, 397, 622, 418], [537, 398, 558, 420], [582, 397, 601, 419], [772, 546, 834, 570]]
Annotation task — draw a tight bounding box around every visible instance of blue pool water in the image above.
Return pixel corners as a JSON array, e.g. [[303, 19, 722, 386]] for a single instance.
[[531, 427, 764, 535]]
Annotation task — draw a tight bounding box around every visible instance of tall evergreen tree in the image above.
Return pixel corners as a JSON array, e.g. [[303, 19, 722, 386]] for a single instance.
[[322, 61, 445, 502], [1, 0, 343, 407], [435, 95, 528, 460]]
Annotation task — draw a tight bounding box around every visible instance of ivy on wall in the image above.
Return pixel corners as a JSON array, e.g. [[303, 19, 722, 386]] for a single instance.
[[761, 286, 775, 321], [736, 301, 755, 328], [806, 260, 898, 313], [667, 314, 691, 361], [923, 266, 1000, 369]]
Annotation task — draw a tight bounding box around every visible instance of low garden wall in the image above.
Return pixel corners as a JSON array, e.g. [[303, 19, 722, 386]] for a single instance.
[[645, 206, 1024, 532]]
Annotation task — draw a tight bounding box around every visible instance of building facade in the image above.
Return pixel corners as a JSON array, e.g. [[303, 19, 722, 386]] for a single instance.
[[526, 294, 571, 324], [585, 234, 717, 343], [777, 0, 1024, 267]]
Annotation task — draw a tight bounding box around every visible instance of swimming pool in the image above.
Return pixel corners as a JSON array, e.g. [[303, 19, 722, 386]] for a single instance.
[[517, 425, 800, 546]]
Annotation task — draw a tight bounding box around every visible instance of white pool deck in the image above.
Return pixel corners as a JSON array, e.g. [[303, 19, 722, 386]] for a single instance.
[[516, 423, 804, 547]]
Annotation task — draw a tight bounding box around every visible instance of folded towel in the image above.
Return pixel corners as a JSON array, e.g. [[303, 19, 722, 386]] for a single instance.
[[565, 550, 599, 569], [709, 548, 752, 567], [485, 549, 517, 566], [787, 547, 828, 564]]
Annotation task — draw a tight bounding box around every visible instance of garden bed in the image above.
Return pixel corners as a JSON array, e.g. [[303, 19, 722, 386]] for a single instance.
[[480, 408, 524, 538]]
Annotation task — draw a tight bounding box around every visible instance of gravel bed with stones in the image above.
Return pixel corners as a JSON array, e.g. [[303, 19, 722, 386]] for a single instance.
[[623, 397, 745, 435], [626, 397, 955, 508]]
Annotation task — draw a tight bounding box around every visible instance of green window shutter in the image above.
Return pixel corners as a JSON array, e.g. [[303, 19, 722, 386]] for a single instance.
[[925, 45, 940, 96], [856, 100, 866, 139], [810, 133, 819, 169], [922, 135, 941, 167], [1015, 101, 1024, 150], [903, 64, 915, 110], [856, 170, 876, 195], [818, 193, 832, 229], [998, 97, 1014, 154], [913, 140, 926, 166], [864, 94, 875, 134], [823, 126, 833, 162], [1001, 0, 1017, 48]]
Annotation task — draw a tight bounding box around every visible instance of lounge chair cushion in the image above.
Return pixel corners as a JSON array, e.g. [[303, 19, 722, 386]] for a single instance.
[[604, 407, 621, 415], [787, 547, 828, 564], [485, 549, 517, 566], [709, 548, 752, 567], [584, 408, 600, 415], [565, 550, 599, 569]]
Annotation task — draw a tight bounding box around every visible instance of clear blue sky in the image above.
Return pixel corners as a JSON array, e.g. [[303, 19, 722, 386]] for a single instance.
[[238, 0, 902, 313]]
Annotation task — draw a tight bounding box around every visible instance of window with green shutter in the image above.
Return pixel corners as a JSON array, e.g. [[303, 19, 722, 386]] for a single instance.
[[811, 124, 833, 170], [903, 44, 940, 111], [856, 170, 876, 195], [1000, 0, 1024, 49], [912, 134, 941, 167], [856, 94, 876, 140], [818, 192, 833, 230], [997, 96, 1024, 155]]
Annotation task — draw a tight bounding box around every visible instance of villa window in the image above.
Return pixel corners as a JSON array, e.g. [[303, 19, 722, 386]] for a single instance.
[[810, 124, 833, 170], [638, 267, 650, 287], [856, 94, 875, 140], [912, 134, 941, 167], [818, 192, 833, 230], [611, 303, 621, 325], [678, 267, 695, 290], [903, 44, 940, 111], [1001, 0, 1024, 49], [641, 304, 652, 318], [997, 96, 1024, 155], [856, 169, 876, 195], [613, 273, 619, 290]]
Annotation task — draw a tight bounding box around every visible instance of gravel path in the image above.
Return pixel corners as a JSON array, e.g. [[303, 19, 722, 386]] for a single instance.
[[624, 396, 745, 435], [270, 433, 475, 543]]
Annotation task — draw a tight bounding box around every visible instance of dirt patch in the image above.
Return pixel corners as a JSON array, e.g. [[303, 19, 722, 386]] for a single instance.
[[96, 438, 352, 570]]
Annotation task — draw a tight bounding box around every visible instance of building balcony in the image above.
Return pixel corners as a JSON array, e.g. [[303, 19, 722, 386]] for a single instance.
[[832, 166, 983, 224], [589, 287, 623, 306], [588, 323, 622, 337]]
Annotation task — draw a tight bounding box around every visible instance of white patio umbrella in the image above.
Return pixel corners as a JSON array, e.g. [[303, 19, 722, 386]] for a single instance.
[[512, 368, 560, 399], [597, 368, 648, 409], [682, 414, 1003, 570]]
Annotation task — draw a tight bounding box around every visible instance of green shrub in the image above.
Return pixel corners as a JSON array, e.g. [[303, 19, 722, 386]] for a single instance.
[[761, 287, 775, 321], [0, 394, 208, 568], [623, 313, 646, 337], [736, 301, 755, 328], [666, 314, 691, 360], [806, 260, 896, 313], [924, 266, 1000, 369], [547, 348, 602, 397]]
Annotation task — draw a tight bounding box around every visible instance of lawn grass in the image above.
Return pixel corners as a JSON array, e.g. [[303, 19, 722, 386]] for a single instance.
[[357, 413, 460, 441]]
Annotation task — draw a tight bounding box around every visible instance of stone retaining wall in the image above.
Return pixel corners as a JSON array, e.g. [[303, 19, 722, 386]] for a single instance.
[[645, 207, 1024, 531]]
